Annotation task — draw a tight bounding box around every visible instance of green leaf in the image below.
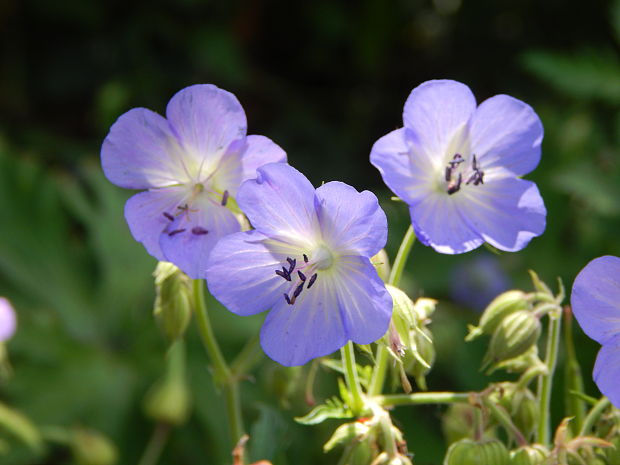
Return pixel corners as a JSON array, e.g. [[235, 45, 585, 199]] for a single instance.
[[294, 398, 353, 426]]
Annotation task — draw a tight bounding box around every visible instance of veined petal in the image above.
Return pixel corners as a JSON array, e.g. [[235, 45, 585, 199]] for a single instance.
[[593, 338, 620, 408], [460, 178, 546, 252], [166, 85, 248, 175], [159, 194, 241, 279], [332, 255, 392, 344], [471, 95, 543, 177], [409, 192, 483, 254], [315, 182, 387, 256], [260, 276, 347, 366], [403, 80, 477, 162], [370, 128, 435, 206], [102, 108, 189, 189], [124, 186, 190, 261], [206, 231, 302, 316], [237, 163, 319, 244], [240, 135, 287, 183], [572, 256, 620, 345]]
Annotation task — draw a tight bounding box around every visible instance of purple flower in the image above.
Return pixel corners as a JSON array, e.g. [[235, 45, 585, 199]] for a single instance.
[[0, 298, 16, 342], [101, 84, 286, 278], [370, 79, 546, 254], [571, 255, 620, 407], [205, 163, 392, 366]]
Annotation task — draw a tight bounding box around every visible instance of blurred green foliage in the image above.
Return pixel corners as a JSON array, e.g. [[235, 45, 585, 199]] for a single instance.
[[0, 0, 618, 464]]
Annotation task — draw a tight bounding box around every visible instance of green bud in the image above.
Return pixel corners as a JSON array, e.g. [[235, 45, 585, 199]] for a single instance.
[[372, 249, 391, 282], [441, 403, 479, 445], [153, 262, 192, 342], [510, 445, 549, 465], [323, 421, 369, 452], [466, 291, 529, 341], [71, 428, 118, 465], [483, 310, 541, 372], [403, 326, 435, 391], [444, 438, 510, 465], [143, 341, 191, 426]]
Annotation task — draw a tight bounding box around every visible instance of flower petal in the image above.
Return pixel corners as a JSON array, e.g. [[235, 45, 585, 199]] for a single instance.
[[124, 187, 190, 261], [166, 84, 247, 173], [0, 297, 16, 342], [101, 108, 188, 189], [315, 182, 387, 256], [237, 163, 319, 244], [159, 194, 241, 279], [460, 178, 546, 252], [409, 192, 484, 254], [240, 135, 287, 183], [571, 256, 620, 345], [403, 80, 477, 161], [332, 255, 392, 344], [370, 128, 435, 206], [471, 95, 543, 177], [260, 275, 347, 366], [206, 231, 302, 316], [593, 338, 620, 408]]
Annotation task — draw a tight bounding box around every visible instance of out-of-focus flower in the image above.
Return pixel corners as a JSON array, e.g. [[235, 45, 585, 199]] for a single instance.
[[101, 84, 286, 278], [206, 163, 392, 366], [0, 298, 16, 342], [571, 255, 620, 407], [451, 255, 510, 311], [370, 79, 546, 254]]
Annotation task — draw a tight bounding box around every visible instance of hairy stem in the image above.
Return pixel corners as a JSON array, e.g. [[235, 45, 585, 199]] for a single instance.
[[342, 341, 365, 415], [374, 391, 470, 407], [536, 309, 561, 447], [579, 397, 611, 436]]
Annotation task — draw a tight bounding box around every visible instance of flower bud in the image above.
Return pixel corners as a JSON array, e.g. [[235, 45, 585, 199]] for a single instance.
[[372, 249, 391, 282], [403, 326, 435, 391], [482, 310, 541, 372], [71, 427, 118, 465], [509, 445, 549, 465], [153, 262, 192, 342], [441, 403, 478, 445], [443, 438, 510, 465], [466, 291, 528, 341], [143, 341, 191, 426]]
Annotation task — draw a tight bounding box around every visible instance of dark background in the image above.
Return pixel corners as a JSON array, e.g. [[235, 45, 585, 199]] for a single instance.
[[0, 0, 619, 464]]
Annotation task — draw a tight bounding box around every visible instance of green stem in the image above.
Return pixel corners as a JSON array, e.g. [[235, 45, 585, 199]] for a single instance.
[[230, 334, 262, 378], [579, 397, 611, 436], [374, 391, 470, 407], [192, 279, 245, 445], [536, 309, 562, 447], [563, 307, 585, 436], [342, 341, 365, 415], [483, 398, 527, 447], [137, 423, 171, 465], [368, 226, 416, 396]]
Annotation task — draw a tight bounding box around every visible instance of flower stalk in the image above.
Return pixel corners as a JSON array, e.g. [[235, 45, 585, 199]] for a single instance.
[[342, 341, 365, 415]]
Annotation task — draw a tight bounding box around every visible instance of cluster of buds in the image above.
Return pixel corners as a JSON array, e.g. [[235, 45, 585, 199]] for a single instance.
[[383, 285, 436, 391]]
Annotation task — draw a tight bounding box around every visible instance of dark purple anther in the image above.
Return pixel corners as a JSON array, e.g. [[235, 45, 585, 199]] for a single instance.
[[445, 166, 452, 182], [447, 173, 462, 195], [275, 269, 291, 281], [221, 190, 229, 206], [298, 270, 306, 281], [163, 212, 174, 221], [177, 204, 189, 211], [293, 282, 304, 298], [168, 228, 186, 237], [303, 253, 309, 263], [287, 257, 296, 274], [307, 273, 318, 289], [283, 293, 292, 305], [191, 226, 209, 235]]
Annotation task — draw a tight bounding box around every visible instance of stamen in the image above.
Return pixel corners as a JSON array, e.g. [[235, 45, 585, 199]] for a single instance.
[[307, 273, 318, 289], [447, 173, 462, 195], [287, 257, 297, 274], [298, 270, 306, 281], [275, 269, 291, 281], [191, 226, 209, 235], [283, 293, 292, 305], [168, 228, 186, 237], [163, 212, 174, 221], [303, 253, 309, 263], [221, 190, 229, 206], [293, 282, 304, 298]]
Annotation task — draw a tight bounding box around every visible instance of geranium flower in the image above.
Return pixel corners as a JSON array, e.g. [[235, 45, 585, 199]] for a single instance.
[[205, 163, 392, 366], [571, 255, 620, 407], [101, 84, 286, 278], [370, 79, 546, 254], [0, 297, 16, 342]]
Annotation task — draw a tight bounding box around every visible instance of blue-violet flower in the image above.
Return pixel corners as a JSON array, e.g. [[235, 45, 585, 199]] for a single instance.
[[101, 84, 286, 278], [0, 297, 16, 343], [205, 163, 393, 366], [370, 79, 546, 254], [571, 255, 620, 407]]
